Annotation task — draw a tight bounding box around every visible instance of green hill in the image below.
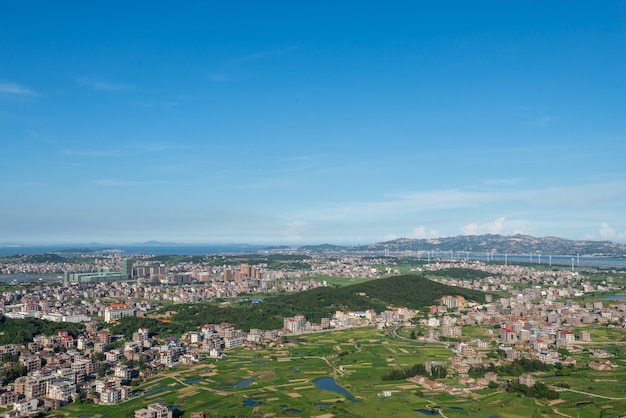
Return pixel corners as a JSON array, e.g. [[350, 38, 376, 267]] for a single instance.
[[0, 253, 66, 263], [341, 274, 485, 308], [112, 275, 484, 337]]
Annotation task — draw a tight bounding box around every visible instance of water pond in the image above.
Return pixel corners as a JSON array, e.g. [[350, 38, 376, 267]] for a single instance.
[[244, 398, 263, 407], [415, 409, 439, 416], [280, 404, 302, 413], [144, 386, 170, 395], [313, 377, 358, 402], [235, 377, 255, 387]]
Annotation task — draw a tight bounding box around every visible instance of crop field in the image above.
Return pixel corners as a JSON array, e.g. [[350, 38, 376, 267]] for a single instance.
[[50, 327, 626, 418]]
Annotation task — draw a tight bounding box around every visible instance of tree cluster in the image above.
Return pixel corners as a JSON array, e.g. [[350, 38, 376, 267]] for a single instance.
[[382, 362, 447, 381], [506, 381, 560, 400], [0, 316, 83, 345]]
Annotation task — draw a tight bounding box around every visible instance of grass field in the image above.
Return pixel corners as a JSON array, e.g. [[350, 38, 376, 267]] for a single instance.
[[49, 327, 626, 418]]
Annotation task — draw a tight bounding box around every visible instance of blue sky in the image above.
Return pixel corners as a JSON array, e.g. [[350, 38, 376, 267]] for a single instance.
[[1, 1, 625, 245]]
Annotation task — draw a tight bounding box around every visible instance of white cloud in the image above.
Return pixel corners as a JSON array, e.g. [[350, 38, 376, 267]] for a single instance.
[[408, 225, 440, 239], [597, 222, 626, 240], [461, 217, 507, 235], [282, 221, 309, 241], [0, 81, 38, 96]]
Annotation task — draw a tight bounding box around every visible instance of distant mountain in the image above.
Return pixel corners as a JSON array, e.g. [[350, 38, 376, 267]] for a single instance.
[[359, 234, 626, 257], [298, 243, 345, 251], [261, 245, 292, 250], [51, 248, 94, 254], [129, 241, 180, 246]]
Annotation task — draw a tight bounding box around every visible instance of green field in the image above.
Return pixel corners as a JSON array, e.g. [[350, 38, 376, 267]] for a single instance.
[[49, 327, 626, 418]]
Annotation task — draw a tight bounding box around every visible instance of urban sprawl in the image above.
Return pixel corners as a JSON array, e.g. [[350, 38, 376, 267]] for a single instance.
[[0, 252, 624, 417]]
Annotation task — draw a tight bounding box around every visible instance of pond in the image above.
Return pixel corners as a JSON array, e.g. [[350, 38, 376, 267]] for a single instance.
[[280, 404, 302, 413], [184, 378, 203, 385], [313, 377, 358, 402], [244, 398, 263, 407], [235, 377, 255, 387], [144, 386, 170, 395], [415, 409, 439, 416]]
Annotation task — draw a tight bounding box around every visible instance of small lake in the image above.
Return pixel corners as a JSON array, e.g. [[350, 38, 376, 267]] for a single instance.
[[415, 409, 439, 416], [280, 404, 302, 413], [244, 398, 263, 407], [313, 377, 358, 402], [235, 377, 255, 387], [144, 386, 170, 395]]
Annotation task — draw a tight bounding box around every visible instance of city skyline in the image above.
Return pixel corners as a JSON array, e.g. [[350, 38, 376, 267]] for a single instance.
[[1, 2, 625, 245]]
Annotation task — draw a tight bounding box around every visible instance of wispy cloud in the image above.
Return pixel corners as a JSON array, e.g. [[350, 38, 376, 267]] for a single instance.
[[236, 178, 294, 190], [64, 149, 121, 157], [0, 81, 38, 96], [92, 179, 170, 187], [293, 181, 626, 226], [77, 77, 133, 91], [233, 46, 299, 64], [64, 142, 186, 158], [529, 115, 554, 127], [209, 46, 299, 82]]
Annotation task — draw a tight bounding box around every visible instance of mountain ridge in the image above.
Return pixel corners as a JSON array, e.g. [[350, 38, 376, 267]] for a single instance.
[[357, 234, 626, 257]]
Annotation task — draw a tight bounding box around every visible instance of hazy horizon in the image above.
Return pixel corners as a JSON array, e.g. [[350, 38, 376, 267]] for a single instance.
[[2, 232, 625, 248]]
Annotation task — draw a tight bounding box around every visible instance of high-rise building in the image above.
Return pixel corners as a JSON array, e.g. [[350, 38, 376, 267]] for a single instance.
[[122, 258, 133, 280], [240, 264, 251, 278]]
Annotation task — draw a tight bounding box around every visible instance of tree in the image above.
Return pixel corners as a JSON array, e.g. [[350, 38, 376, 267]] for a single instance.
[[430, 364, 447, 379]]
